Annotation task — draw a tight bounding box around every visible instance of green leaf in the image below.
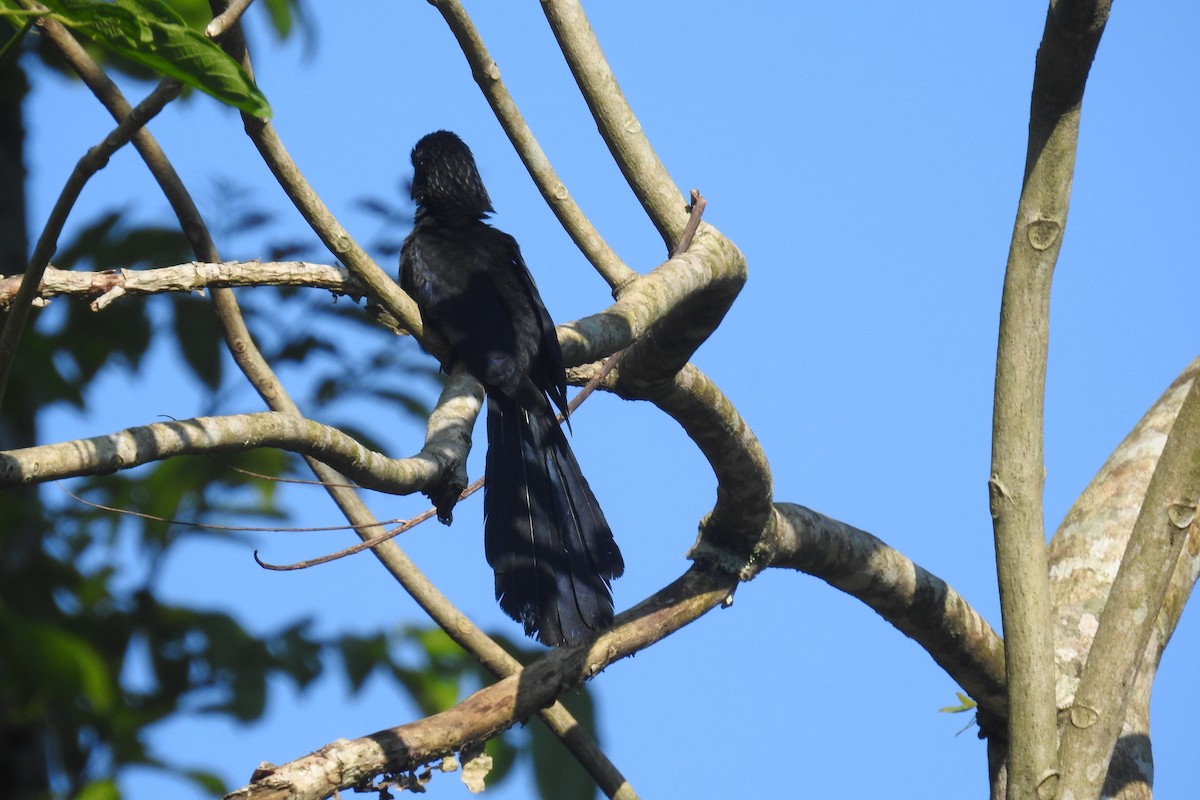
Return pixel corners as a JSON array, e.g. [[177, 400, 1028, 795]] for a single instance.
[[939, 691, 978, 714], [0, 612, 117, 713], [530, 688, 598, 800], [261, 0, 293, 38], [338, 632, 390, 693], [76, 779, 120, 800], [37, 0, 271, 116]]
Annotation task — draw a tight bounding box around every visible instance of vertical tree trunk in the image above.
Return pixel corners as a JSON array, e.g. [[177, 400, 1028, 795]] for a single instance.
[[0, 48, 49, 800]]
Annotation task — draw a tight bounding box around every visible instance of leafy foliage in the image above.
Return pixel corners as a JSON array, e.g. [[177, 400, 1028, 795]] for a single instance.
[[0, 0, 271, 115]]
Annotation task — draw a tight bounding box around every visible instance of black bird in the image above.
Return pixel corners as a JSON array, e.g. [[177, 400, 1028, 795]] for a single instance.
[[399, 130, 624, 646]]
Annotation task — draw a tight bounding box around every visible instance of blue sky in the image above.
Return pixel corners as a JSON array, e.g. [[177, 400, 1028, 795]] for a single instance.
[[24, 1, 1200, 797]]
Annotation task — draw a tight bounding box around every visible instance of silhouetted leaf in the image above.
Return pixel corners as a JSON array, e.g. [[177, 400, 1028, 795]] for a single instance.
[[274, 333, 337, 365], [171, 295, 223, 390], [179, 768, 229, 796], [314, 375, 341, 405], [371, 387, 432, 420], [338, 632, 390, 693]]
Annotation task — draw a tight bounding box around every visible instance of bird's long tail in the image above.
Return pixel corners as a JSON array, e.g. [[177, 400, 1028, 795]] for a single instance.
[[484, 394, 624, 646]]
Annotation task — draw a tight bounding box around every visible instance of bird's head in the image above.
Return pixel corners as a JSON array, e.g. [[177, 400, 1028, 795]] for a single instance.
[[410, 130, 494, 218]]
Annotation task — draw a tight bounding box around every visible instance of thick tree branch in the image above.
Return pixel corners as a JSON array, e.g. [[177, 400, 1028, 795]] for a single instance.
[[1055, 363, 1200, 799], [1049, 358, 1200, 797], [224, 564, 737, 800], [772, 503, 1008, 717], [559, 229, 745, 369], [429, 0, 634, 292], [613, 362, 773, 568], [1049, 356, 1200, 692], [0, 393, 478, 495], [540, 0, 690, 251], [990, 2, 1110, 796]]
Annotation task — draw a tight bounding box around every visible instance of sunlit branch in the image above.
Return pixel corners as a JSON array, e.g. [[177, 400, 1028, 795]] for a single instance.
[[1056, 367, 1200, 797], [773, 503, 1008, 717], [990, 1, 1111, 795], [206, 0, 255, 38], [1049, 359, 1200, 795], [541, 0, 690, 250], [430, 0, 634, 292], [0, 409, 464, 495], [0, 261, 364, 311]]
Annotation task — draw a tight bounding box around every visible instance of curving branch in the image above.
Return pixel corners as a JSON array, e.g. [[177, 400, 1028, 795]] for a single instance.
[[772, 503, 1008, 717], [541, 0, 690, 251], [989, 1, 1111, 795], [429, 0, 634, 291], [0, 380, 478, 495], [212, 11, 646, 797]]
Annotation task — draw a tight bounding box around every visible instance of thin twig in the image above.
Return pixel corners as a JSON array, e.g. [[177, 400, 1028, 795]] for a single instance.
[[675, 190, 707, 256], [56, 481, 409, 535], [206, 0, 256, 39], [254, 476, 482, 571]]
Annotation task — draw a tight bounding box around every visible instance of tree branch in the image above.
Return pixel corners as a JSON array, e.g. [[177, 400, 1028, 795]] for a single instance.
[[0, 261, 365, 311], [540, 0, 690, 251], [1049, 355, 1200, 694], [0, 390, 478, 495], [1055, 361, 1200, 798], [772, 503, 1008, 717], [223, 564, 738, 800], [210, 11, 645, 796], [990, 2, 1111, 796], [1049, 358, 1200, 797], [429, 0, 634, 292]]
